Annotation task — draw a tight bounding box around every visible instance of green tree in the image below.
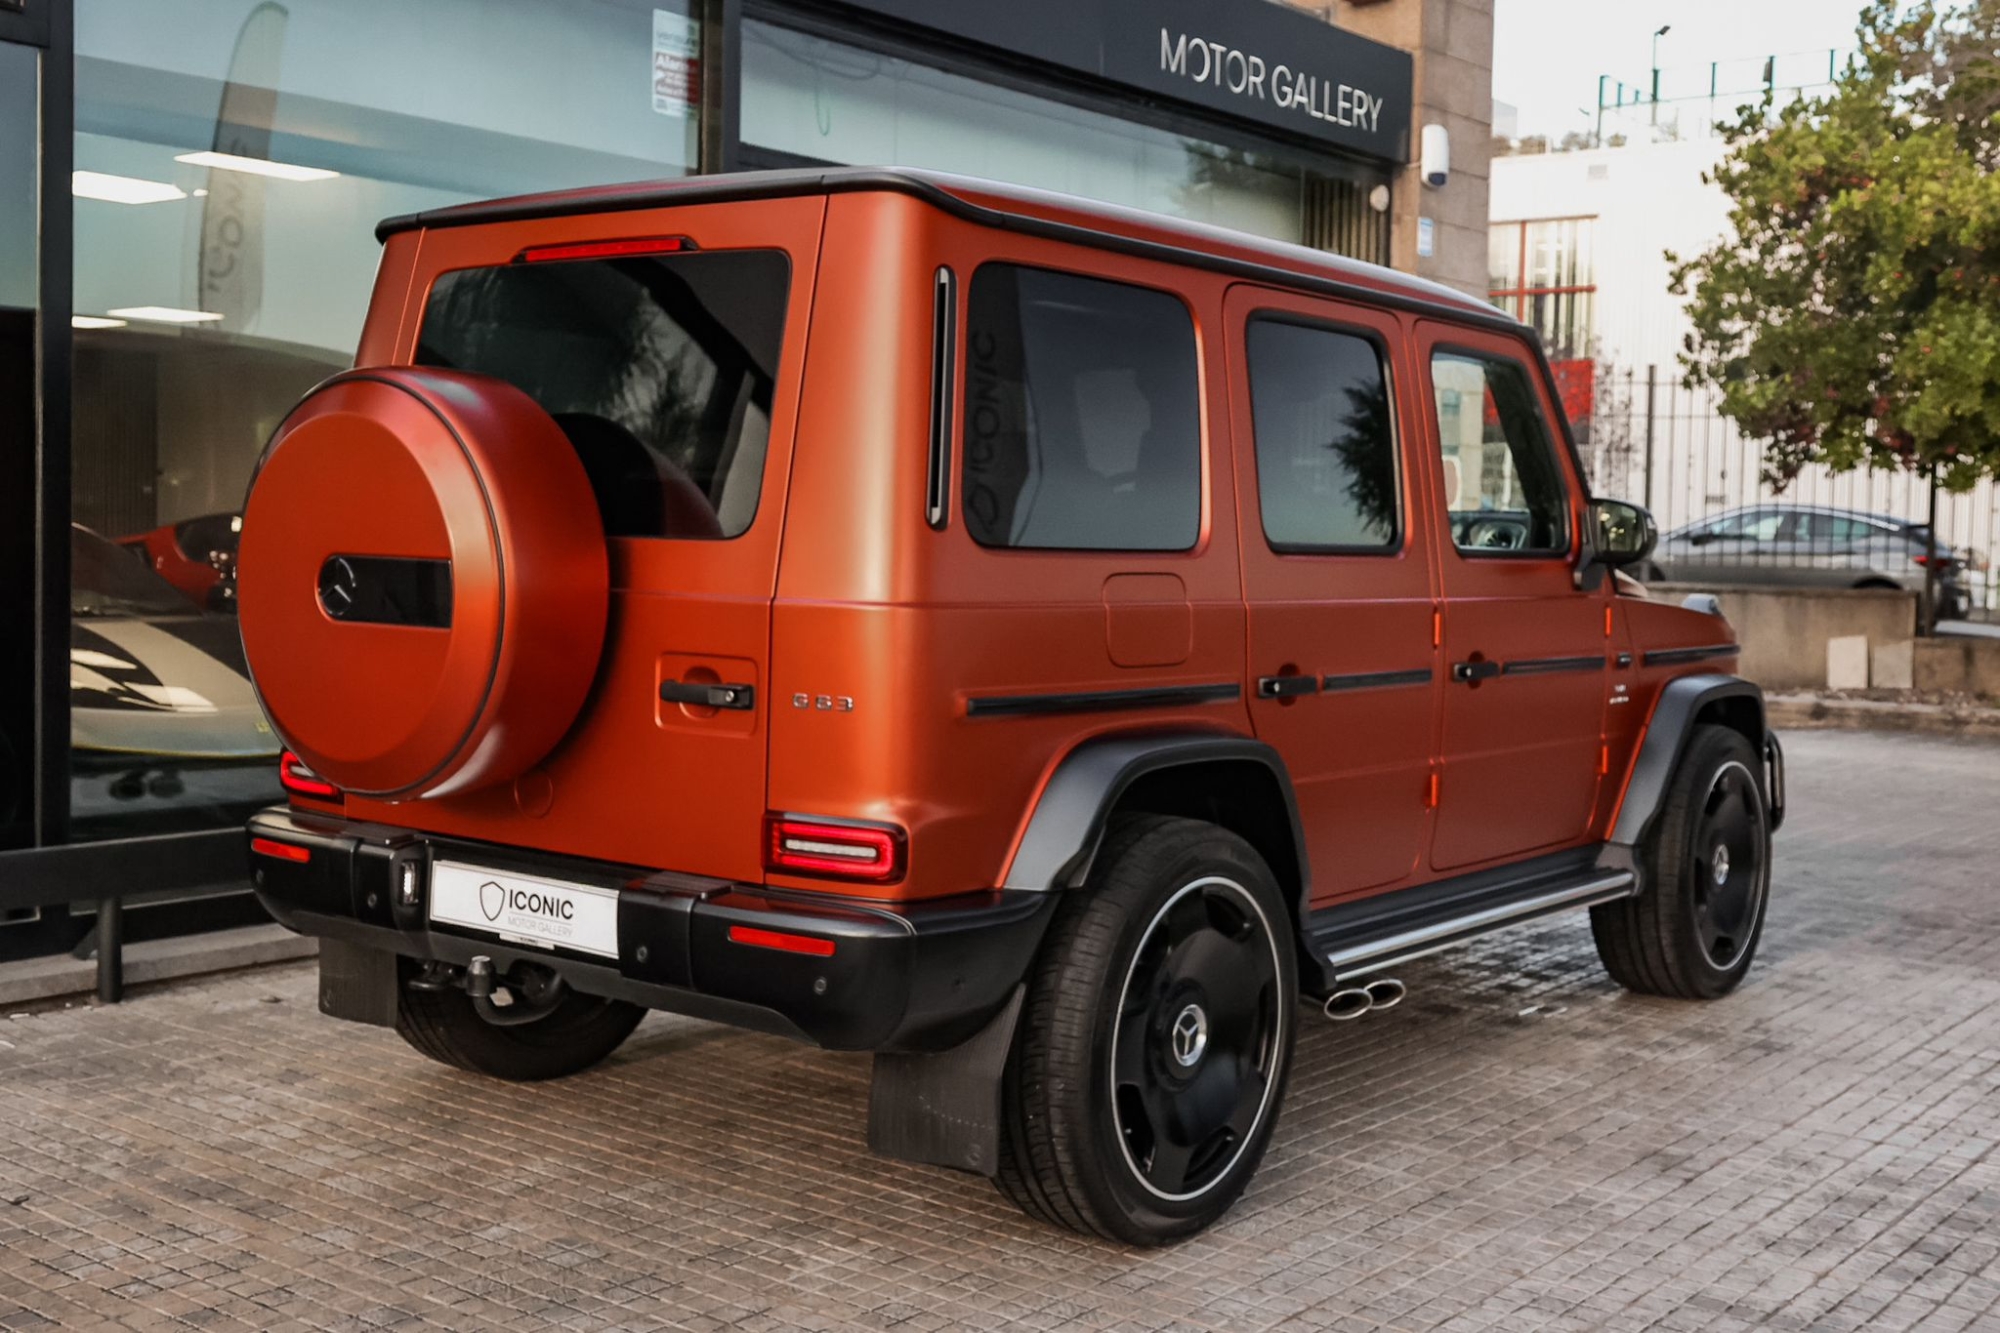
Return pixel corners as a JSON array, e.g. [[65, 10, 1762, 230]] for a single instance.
[[1670, 0, 2000, 491]]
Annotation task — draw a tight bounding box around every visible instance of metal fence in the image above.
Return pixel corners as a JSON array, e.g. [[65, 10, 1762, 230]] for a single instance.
[[1580, 367, 2000, 624]]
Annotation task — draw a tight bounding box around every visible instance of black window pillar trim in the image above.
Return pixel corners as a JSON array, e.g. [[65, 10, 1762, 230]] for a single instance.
[[707, 0, 743, 174], [33, 0, 73, 848]]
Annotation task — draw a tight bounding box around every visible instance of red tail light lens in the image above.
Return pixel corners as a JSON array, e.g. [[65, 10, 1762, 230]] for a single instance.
[[727, 925, 836, 957], [250, 837, 310, 864], [764, 814, 905, 883], [1913, 554, 1954, 569], [518, 236, 693, 264], [279, 750, 341, 800]]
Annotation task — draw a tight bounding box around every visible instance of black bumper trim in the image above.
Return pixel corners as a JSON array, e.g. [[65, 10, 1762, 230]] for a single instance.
[[247, 807, 1057, 1053]]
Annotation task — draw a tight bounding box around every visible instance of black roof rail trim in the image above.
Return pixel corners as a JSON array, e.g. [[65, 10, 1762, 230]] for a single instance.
[[373, 168, 1529, 337]]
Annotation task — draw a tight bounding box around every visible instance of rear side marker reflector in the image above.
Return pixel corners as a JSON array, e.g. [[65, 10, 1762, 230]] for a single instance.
[[764, 814, 906, 883], [518, 236, 693, 263], [250, 837, 310, 864], [279, 750, 341, 800], [728, 925, 836, 958]]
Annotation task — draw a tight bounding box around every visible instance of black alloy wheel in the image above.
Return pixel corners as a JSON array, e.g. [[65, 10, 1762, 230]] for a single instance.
[[1689, 759, 1765, 970], [997, 814, 1298, 1245], [1592, 723, 1772, 1000], [1111, 875, 1284, 1201]]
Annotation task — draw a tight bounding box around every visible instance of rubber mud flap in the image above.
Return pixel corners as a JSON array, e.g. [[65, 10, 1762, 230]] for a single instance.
[[238, 368, 607, 799], [318, 938, 399, 1027]]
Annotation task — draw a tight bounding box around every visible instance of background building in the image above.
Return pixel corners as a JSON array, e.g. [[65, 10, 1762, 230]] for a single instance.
[[0, 0, 1492, 962]]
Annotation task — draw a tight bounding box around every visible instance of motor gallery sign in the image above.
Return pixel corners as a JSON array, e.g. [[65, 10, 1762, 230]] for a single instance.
[[1159, 30, 1386, 137], [838, 0, 1414, 163]]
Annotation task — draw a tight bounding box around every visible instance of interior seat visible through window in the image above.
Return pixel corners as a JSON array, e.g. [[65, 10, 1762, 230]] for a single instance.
[[414, 249, 790, 541], [961, 263, 1200, 552]]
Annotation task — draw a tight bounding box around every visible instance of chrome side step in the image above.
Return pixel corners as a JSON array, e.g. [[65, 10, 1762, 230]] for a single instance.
[[1322, 870, 1636, 981]]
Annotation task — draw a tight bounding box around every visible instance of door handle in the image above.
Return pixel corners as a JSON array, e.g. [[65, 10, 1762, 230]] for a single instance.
[[659, 681, 756, 710], [1450, 660, 1502, 684], [1256, 674, 1320, 699]]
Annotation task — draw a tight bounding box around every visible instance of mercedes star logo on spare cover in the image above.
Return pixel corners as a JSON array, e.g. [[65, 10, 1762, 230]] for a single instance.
[[479, 880, 505, 922], [318, 555, 358, 617]]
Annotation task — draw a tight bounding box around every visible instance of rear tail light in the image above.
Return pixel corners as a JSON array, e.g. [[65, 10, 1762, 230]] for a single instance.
[[517, 235, 694, 264], [1913, 554, 1954, 569], [727, 925, 836, 957], [764, 814, 906, 884], [279, 750, 341, 801], [250, 836, 310, 863]]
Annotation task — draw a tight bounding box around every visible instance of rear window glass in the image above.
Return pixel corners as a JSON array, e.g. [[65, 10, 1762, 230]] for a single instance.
[[415, 249, 790, 540], [962, 264, 1200, 551]]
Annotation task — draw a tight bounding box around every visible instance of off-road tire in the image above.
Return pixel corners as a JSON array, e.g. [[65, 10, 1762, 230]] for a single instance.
[[394, 961, 646, 1081], [996, 814, 1298, 1245], [1593, 724, 1771, 999]]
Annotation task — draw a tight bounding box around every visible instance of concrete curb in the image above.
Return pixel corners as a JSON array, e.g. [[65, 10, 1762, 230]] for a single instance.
[[1767, 693, 2000, 739], [0, 924, 317, 1009]]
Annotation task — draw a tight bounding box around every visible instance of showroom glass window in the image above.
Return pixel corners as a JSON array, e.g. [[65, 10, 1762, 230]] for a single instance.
[[67, 0, 703, 839], [739, 20, 1390, 261]]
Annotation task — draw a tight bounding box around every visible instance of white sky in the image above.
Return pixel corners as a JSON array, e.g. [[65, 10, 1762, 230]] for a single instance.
[[1492, 0, 1871, 139]]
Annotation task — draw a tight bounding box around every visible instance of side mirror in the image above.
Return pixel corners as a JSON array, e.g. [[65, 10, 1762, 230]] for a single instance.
[[1590, 498, 1657, 568]]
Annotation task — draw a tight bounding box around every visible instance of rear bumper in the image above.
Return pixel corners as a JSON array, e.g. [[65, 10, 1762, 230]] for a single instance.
[[247, 807, 1056, 1053]]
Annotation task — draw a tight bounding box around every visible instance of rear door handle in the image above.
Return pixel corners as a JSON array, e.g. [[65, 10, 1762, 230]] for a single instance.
[[1450, 660, 1502, 684], [659, 681, 756, 710], [1257, 674, 1320, 699]]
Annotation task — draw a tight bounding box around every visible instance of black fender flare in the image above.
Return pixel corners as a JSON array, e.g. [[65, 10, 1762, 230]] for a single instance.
[[1610, 673, 1780, 851], [1001, 730, 1311, 911]]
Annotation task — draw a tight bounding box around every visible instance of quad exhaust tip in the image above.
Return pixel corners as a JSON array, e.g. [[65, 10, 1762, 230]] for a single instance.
[[1323, 977, 1406, 1021]]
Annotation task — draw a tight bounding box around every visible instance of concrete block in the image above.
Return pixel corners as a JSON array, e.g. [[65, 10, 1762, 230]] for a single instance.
[[1827, 635, 1871, 689], [1651, 584, 1918, 691], [1914, 633, 2000, 696], [1872, 639, 1915, 690]]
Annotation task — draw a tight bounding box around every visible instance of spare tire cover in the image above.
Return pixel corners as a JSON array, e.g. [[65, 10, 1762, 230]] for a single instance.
[[238, 367, 608, 800]]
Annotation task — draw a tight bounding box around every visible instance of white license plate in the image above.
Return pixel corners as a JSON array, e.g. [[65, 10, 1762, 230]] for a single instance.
[[427, 862, 620, 959]]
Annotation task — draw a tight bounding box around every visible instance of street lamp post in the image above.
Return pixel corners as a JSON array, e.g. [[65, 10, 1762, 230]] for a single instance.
[[1651, 24, 1671, 129]]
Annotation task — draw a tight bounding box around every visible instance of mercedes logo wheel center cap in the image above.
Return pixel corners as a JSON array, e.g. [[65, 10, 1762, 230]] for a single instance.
[[1170, 1002, 1209, 1068]]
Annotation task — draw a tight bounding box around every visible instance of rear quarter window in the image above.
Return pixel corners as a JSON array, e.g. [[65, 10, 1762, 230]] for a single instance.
[[415, 249, 790, 540], [962, 264, 1200, 552]]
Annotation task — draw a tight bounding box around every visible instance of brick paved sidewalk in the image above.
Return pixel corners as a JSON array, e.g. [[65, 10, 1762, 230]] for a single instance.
[[2, 730, 1997, 1333]]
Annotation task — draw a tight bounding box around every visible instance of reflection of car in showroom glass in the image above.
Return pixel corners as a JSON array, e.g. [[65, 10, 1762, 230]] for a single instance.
[[1647, 504, 1969, 618], [119, 512, 242, 612], [71, 524, 277, 795]]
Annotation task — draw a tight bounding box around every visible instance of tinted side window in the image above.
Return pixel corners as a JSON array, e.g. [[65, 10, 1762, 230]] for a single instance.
[[416, 250, 790, 540], [963, 265, 1199, 551], [1431, 350, 1569, 555], [1801, 514, 1883, 543], [1246, 317, 1397, 551]]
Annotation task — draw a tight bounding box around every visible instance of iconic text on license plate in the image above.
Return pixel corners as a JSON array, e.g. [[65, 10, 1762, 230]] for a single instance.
[[427, 862, 620, 959]]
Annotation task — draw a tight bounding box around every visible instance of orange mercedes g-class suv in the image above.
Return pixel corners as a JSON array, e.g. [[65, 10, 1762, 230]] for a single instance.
[[239, 169, 1783, 1245]]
